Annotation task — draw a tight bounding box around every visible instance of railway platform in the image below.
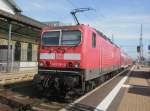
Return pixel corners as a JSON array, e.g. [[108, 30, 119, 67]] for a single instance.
[[110, 65, 150, 111], [61, 65, 150, 111], [0, 70, 37, 85]]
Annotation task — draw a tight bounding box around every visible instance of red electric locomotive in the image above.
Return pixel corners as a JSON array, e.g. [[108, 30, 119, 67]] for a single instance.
[[34, 24, 132, 98]]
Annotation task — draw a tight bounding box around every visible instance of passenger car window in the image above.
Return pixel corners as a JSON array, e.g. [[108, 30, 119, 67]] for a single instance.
[[92, 33, 96, 48]]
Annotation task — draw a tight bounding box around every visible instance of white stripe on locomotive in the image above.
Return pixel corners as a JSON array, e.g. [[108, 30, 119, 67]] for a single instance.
[[40, 53, 81, 60], [40, 53, 55, 59], [64, 53, 80, 60]]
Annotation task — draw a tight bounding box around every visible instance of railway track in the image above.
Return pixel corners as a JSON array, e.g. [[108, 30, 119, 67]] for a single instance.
[[0, 81, 67, 111], [0, 67, 131, 111]]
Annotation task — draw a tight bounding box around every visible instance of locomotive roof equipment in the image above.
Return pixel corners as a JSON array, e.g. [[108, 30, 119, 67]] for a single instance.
[[70, 8, 94, 25]]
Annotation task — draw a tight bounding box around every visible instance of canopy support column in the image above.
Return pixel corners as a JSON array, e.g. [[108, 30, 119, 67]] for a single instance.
[[7, 21, 13, 72]]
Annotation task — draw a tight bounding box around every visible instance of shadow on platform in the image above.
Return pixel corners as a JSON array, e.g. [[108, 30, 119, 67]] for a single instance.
[[129, 71, 150, 85], [128, 85, 150, 97], [129, 71, 150, 79]]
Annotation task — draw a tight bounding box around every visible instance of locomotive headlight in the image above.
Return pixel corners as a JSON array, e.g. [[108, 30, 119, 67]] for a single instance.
[[74, 63, 80, 68], [39, 62, 44, 67]]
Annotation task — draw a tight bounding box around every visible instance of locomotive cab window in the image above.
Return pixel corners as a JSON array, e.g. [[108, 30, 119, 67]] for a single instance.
[[61, 30, 81, 45], [92, 33, 96, 48], [42, 31, 60, 45], [42, 30, 81, 46]]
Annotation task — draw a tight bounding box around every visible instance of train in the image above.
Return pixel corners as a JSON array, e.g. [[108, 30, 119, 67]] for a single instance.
[[34, 24, 132, 99]]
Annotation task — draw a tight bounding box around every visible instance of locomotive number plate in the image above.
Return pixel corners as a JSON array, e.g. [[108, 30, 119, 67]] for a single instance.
[[55, 53, 64, 59]]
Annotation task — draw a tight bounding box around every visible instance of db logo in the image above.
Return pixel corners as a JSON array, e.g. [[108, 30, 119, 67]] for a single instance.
[[55, 53, 64, 59]]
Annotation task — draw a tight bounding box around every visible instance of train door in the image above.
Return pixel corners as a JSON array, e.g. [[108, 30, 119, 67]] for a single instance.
[[99, 44, 102, 74]]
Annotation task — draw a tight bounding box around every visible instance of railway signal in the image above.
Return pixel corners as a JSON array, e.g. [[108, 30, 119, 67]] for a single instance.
[[137, 46, 140, 53], [148, 45, 150, 55]]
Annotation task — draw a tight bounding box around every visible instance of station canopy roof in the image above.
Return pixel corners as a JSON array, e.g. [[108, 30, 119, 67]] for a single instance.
[[0, 9, 46, 39]]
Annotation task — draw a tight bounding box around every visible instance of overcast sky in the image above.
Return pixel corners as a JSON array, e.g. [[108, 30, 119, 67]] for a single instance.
[[16, 0, 150, 59]]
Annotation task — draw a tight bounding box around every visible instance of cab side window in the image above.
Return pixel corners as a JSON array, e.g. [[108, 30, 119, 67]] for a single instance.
[[92, 33, 96, 48]]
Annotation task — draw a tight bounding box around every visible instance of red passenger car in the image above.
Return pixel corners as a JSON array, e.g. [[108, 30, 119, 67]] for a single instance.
[[34, 24, 132, 98]]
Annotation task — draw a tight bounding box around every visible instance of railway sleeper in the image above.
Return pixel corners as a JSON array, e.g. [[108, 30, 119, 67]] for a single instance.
[[0, 94, 32, 111]]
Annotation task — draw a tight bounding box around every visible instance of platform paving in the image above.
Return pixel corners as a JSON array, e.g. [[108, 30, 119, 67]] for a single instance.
[[115, 66, 150, 111], [62, 66, 150, 111], [0, 70, 37, 85]]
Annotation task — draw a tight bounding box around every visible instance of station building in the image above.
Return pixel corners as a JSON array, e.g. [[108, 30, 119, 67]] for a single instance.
[[0, 0, 45, 73]]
